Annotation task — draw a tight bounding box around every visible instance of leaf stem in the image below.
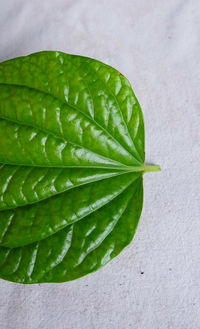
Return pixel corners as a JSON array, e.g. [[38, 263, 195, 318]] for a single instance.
[[142, 164, 161, 173], [123, 164, 161, 173]]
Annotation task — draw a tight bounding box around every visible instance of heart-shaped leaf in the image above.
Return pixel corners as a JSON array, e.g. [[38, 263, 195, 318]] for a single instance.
[[0, 51, 160, 283]]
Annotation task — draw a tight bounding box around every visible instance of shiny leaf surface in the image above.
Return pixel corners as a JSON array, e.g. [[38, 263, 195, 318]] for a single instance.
[[0, 51, 160, 283]]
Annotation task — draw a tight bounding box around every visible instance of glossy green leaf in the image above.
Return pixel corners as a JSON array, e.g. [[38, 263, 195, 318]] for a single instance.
[[0, 51, 160, 283]]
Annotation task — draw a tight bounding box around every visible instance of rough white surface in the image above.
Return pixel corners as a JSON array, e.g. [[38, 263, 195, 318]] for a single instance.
[[0, 0, 199, 328]]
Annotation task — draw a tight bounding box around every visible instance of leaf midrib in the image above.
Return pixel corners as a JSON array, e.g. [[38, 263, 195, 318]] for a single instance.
[[0, 82, 142, 167], [1, 174, 141, 248], [0, 169, 135, 211], [0, 114, 129, 169]]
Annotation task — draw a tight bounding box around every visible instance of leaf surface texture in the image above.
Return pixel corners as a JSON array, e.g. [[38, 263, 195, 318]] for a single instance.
[[0, 51, 155, 283]]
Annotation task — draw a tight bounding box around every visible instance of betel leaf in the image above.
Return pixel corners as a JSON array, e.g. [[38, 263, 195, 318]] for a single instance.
[[0, 51, 160, 284]]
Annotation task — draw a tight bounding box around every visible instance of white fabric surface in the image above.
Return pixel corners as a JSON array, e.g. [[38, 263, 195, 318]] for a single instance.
[[0, 1, 199, 328]]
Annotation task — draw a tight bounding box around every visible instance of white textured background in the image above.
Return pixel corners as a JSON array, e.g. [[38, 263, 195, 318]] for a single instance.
[[0, 1, 199, 328]]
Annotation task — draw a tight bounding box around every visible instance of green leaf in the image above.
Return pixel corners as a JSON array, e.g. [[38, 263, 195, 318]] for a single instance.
[[0, 51, 160, 283]]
